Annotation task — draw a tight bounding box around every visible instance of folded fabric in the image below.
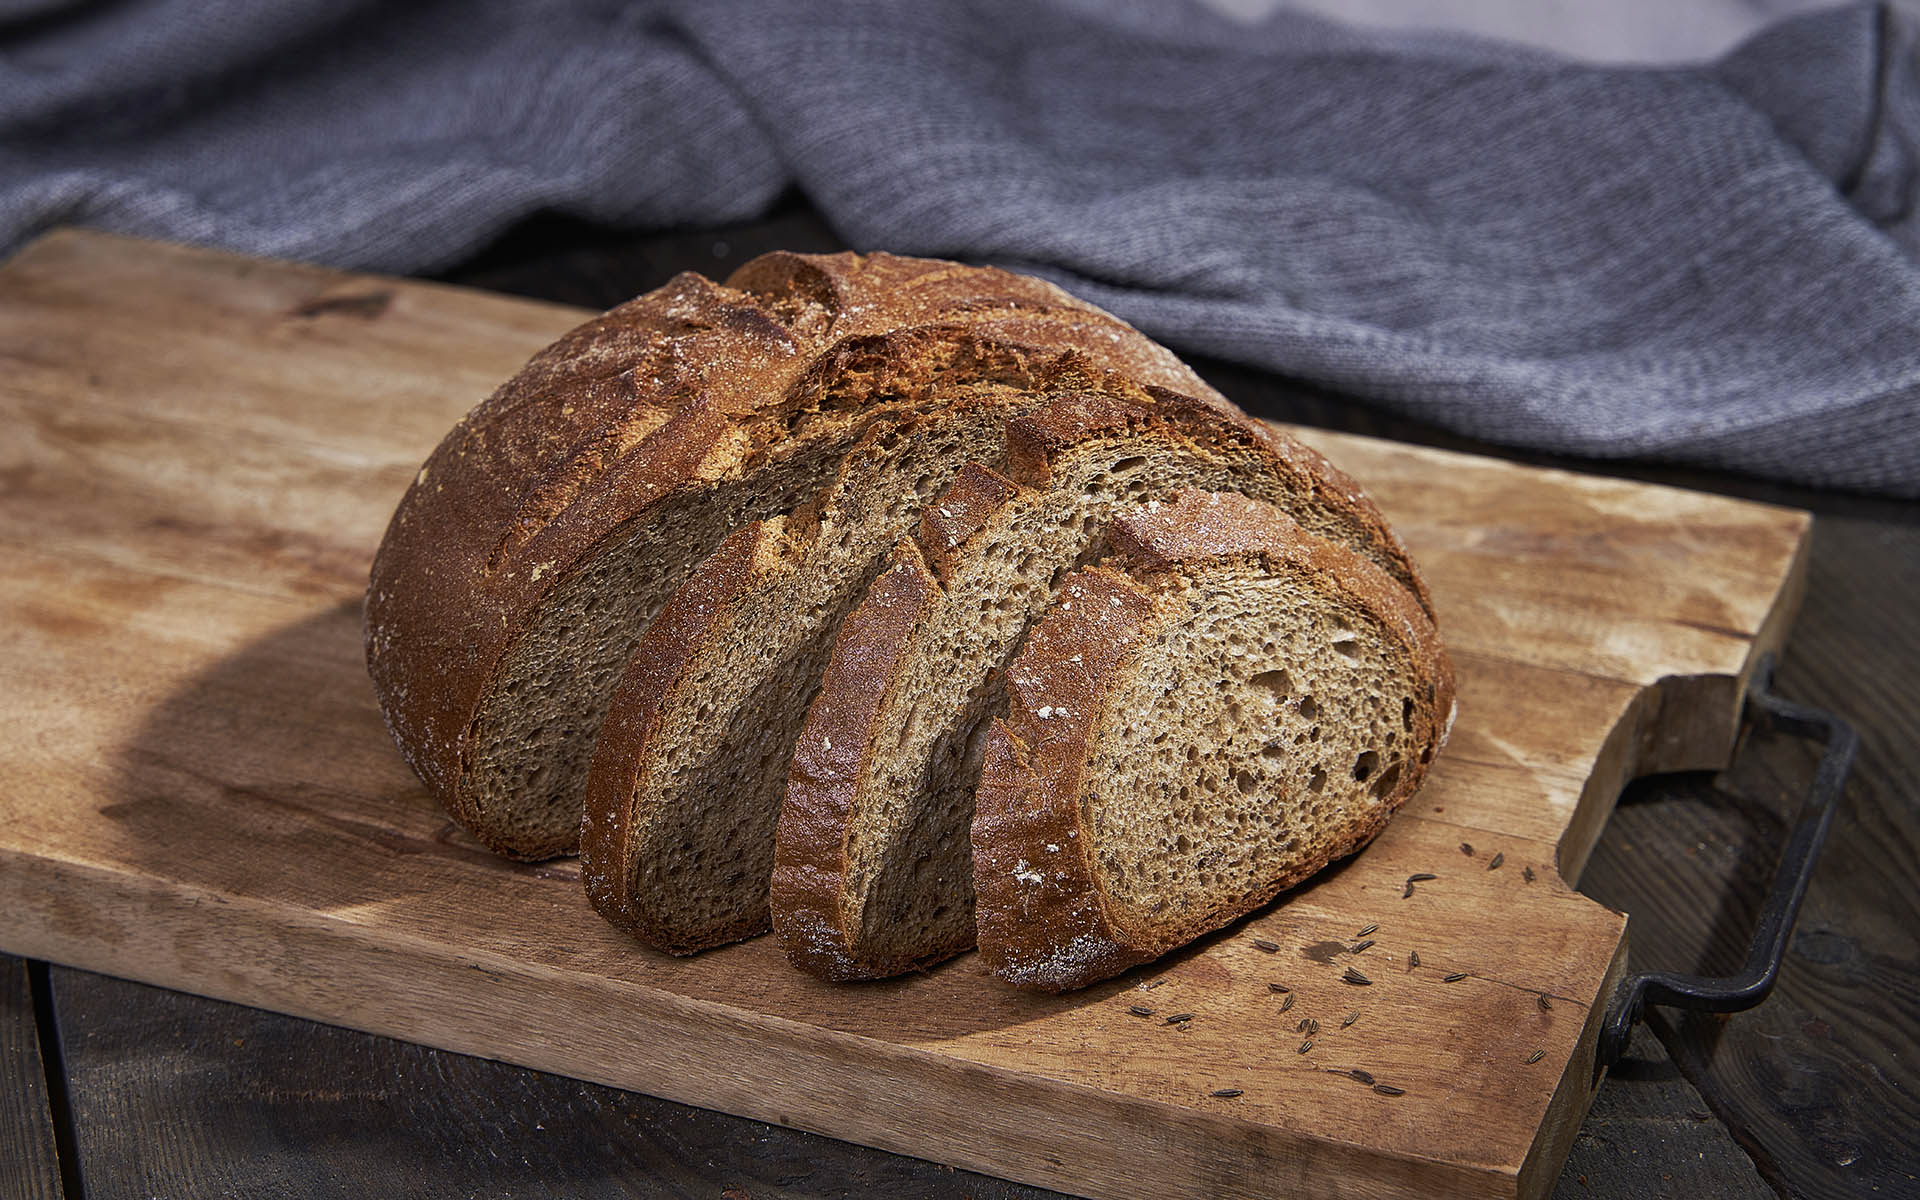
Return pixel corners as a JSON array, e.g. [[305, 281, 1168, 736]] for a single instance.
[[3, 0, 1913, 495]]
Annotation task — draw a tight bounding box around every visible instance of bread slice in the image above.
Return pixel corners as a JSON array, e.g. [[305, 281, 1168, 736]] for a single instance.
[[973, 490, 1454, 991], [772, 391, 1434, 979], [365, 250, 1237, 860], [580, 382, 1065, 953]]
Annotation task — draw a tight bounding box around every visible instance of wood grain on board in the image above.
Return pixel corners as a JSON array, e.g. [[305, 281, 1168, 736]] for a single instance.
[[0, 230, 1812, 1199], [0, 959, 62, 1200]]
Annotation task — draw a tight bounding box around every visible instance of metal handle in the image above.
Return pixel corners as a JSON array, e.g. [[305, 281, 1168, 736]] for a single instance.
[[1594, 654, 1856, 1074]]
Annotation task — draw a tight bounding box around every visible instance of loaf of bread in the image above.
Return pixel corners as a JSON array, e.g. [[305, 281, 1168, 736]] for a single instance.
[[366, 252, 1232, 861], [972, 490, 1454, 991], [367, 249, 1447, 991]]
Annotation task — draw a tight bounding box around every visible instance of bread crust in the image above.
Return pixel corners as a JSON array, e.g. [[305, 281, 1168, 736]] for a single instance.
[[975, 490, 1455, 991], [773, 540, 943, 979], [366, 251, 1238, 860]]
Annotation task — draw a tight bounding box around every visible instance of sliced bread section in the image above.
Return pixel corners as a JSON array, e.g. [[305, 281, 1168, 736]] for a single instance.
[[973, 490, 1454, 991], [772, 390, 1432, 980]]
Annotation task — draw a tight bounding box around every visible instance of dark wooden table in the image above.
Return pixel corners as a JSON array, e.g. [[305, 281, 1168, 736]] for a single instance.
[[5, 199, 1915, 1199]]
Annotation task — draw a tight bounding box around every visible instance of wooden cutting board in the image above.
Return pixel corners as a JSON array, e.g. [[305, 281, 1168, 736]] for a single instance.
[[0, 230, 1810, 1199]]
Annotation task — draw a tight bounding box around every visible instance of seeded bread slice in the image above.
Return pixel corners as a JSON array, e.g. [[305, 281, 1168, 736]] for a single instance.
[[771, 390, 1433, 980], [973, 491, 1454, 991], [366, 250, 1234, 860]]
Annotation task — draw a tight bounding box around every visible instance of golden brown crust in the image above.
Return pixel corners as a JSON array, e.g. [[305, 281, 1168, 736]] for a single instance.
[[772, 540, 941, 980], [366, 250, 1239, 860], [975, 492, 1455, 992], [972, 568, 1162, 990]]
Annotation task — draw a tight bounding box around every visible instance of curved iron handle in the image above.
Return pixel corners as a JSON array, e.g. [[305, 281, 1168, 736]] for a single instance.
[[1595, 654, 1857, 1074]]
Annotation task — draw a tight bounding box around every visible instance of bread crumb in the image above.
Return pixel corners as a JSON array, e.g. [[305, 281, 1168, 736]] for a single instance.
[[823, 736, 832, 750], [1046, 843, 1060, 853], [1037, 706, 1054, 719], [1013, 859, 1043, 884]]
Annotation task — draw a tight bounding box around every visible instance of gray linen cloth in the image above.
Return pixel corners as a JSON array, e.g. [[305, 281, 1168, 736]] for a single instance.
[[3, 0, 1915, 495]]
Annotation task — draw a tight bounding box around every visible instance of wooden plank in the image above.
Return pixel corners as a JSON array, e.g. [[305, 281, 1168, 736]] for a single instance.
[[49, 964, 1055, 1200], [0, 956, 64, 1200], [1551, 1023, 1770, 1197], [0, 229, 1815, 1199]]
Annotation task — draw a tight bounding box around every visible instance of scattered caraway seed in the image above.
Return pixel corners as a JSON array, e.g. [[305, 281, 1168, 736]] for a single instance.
[[1407, 873, 1438, 883], [1211, 1088, 1244, 1098], [1373, 1083, 1406, 1097], [1349, 1069, 1375, 1085], [1488, 851, 1504, 871], [1145, 979, 1166, 990], [1268, 982, 1291, 994], [1356, 923, 1379, 938], [1280, 993, 1296, 1012], [1252, 938, 1280, 953], [1538, 995, 1553, 1012], [1402, 882, 1415, 899], [1351, 939, 1376, 954], [1526, 1050, 1545, 1064], [1342, 1011, 1359, 1028], [1409, 950, 1421, 968], [1165, 1013, 1194, 1025], [1128, 1005, 1155, 1017], [1298, 1039, 1316, 1054], [1460, 842, 1474, 856], [1523, 865, 1536, 883], [1344, 967, 1372, 985], [1443, 972, 1469, 983], [1307, 1018, 1320, 1035]]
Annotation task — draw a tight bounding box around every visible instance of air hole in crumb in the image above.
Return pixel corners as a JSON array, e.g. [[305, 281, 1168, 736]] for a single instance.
[[1110, 455, 1147, 473], [1402, 697, 1415, 730], [1307, 767, 1326, 794], [1370, 761, 1402, 799], [1331, 637, 1359, 658], [1298, 696, 1318, 719], [1251, 669, 1290, 697], [1235, 770, 1255, 794], [1352, 750, 1380, 782]]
